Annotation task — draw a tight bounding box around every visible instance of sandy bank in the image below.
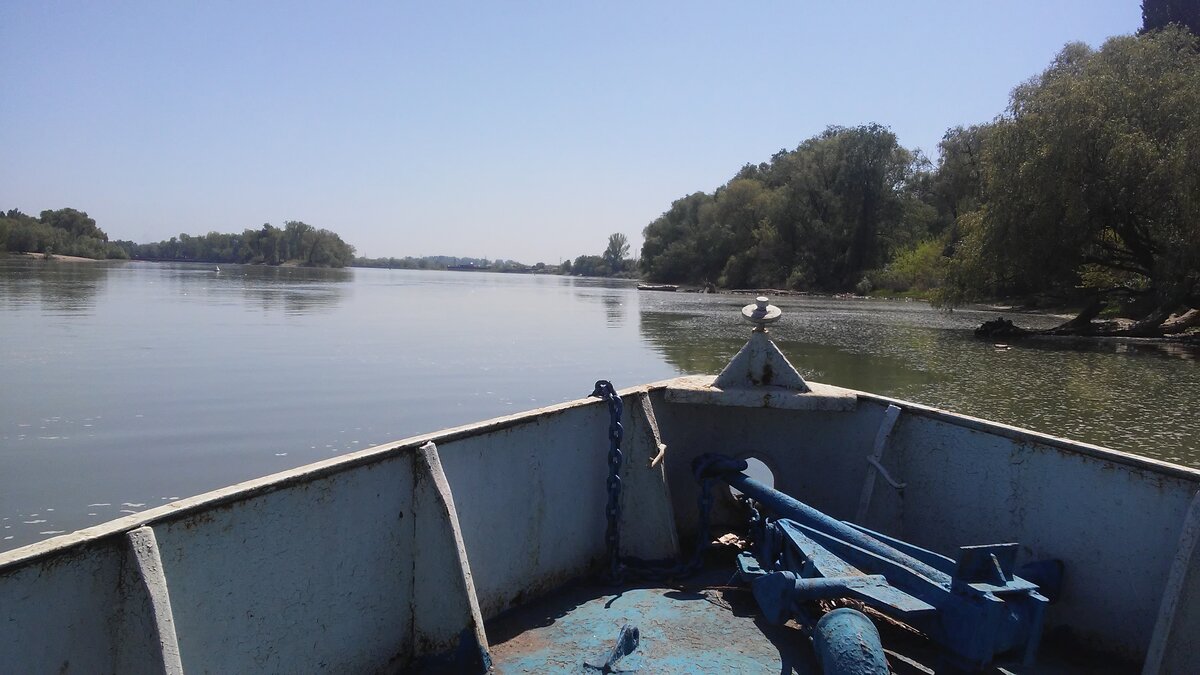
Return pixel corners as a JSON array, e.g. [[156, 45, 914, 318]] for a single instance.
[[9, 251, 105, 263]]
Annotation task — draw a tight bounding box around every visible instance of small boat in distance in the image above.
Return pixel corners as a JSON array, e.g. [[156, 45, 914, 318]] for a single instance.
[[637, 283, 678, 291]]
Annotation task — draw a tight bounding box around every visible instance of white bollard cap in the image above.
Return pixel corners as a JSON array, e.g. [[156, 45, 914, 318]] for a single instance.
[[741, 296, 782, 330]]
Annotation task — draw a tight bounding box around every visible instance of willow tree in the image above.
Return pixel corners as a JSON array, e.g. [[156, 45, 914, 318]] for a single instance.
[[942, 28, 1200, 330], [931, 125, 990, 237], [773, 124, 928, 290], [603, 233, 630, 274]]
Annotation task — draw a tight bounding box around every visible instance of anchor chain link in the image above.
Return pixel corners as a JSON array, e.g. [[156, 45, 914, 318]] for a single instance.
[[592, 380, 625, 583], [591, 380, 714, 584]]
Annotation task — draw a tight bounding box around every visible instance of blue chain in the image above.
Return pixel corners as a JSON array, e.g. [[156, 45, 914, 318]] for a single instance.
[[591, 380, 714, 584]]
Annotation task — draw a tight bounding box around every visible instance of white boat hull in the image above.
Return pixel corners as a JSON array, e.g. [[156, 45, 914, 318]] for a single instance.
[[2, 377, 1197, 673]]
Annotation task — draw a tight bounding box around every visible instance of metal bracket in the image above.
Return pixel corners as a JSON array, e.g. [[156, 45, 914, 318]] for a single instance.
[[856, 404, 904, 523]]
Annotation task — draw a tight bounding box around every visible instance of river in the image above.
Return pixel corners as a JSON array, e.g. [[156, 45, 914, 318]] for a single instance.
[[2, 259, 1197, 552]]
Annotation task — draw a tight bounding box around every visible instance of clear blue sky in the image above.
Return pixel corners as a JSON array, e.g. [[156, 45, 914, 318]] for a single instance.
[[1, 1, 1140, 263]]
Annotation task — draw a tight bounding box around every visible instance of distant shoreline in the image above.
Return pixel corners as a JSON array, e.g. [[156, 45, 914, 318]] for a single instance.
[[3, 252, 342, 269], [8, 251, 105, 263]]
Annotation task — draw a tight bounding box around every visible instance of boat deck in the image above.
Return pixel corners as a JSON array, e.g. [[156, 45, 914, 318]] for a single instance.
[[473, 550, 1136, 674], [487, 574, 812, 674]]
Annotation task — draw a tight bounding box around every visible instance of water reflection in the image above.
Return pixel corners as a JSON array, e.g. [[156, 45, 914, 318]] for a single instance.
[[636, 293, 1200, 464], [637, 304, 947, 392], [599, 294, 626, 327], [638, 309, 742, 374], [1022, 336, 1200, 362], [153, 262, 352, 315], [1, 267, 1197, 554], [0, 259, 356, 317], [567, 277, 637, 328], [236, 265, 351, 316], [0, 258, 118, 314]]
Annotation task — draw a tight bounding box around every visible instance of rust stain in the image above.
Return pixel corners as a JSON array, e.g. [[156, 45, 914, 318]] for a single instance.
[[179, 510, 217, 530]]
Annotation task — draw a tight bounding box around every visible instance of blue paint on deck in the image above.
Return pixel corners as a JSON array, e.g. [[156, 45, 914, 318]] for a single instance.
[[476, 574, 1135, 674], [485, 577, 817, 674]]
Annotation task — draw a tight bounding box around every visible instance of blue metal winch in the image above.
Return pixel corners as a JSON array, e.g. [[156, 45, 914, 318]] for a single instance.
[[694, 453, 1061, 673]]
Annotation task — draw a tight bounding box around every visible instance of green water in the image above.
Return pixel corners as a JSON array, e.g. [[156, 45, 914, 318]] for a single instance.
[[2, 259, 1197, 551]]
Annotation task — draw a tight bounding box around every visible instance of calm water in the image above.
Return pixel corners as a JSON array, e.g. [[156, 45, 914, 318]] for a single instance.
[[2, 259, 1198, 552]]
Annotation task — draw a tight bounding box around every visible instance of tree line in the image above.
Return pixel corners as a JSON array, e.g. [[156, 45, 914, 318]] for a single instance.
[[118, 221, 355, 267], [639, 20, 1200, 332], [562, 233, 635, 277], [360, 234, 635, 277], [1, 209, 356, 268], [352, 255, 531, 271], [0, 208, 130, 260]]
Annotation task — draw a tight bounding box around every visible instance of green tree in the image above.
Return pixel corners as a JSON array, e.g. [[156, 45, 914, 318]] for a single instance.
[[603, 233, 630, 274], [305, 227, 355, 267], [1, 207, 129, 258], [571, 255, 607, 277], [284, 221, 314, 262], [640, 192, 713, 282], [780, 124, 927, 290], [870, 239, 948, 293], [257, 224, 282, 265], [941, 28, 1200, 329], [1142, 0, 1200, 35], [931, 125, 991, 241], [40, 208, 106, 240], [640, 125, 928, 290], [119, 221, 355, 267], [711, 178, 783, 287]]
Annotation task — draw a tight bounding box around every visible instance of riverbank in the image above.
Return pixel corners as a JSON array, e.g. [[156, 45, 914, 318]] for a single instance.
[[663, 281, 1200, 341], [8, 251, 106, 263], [659, 282, 1200, 347]]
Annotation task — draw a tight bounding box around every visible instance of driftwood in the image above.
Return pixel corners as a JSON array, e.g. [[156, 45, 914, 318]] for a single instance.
[[975, 317, 1029, 339], [1163, 308, 1200, 335], [1044, 300, 1106, 335], [975, 307, 1199, 342]]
